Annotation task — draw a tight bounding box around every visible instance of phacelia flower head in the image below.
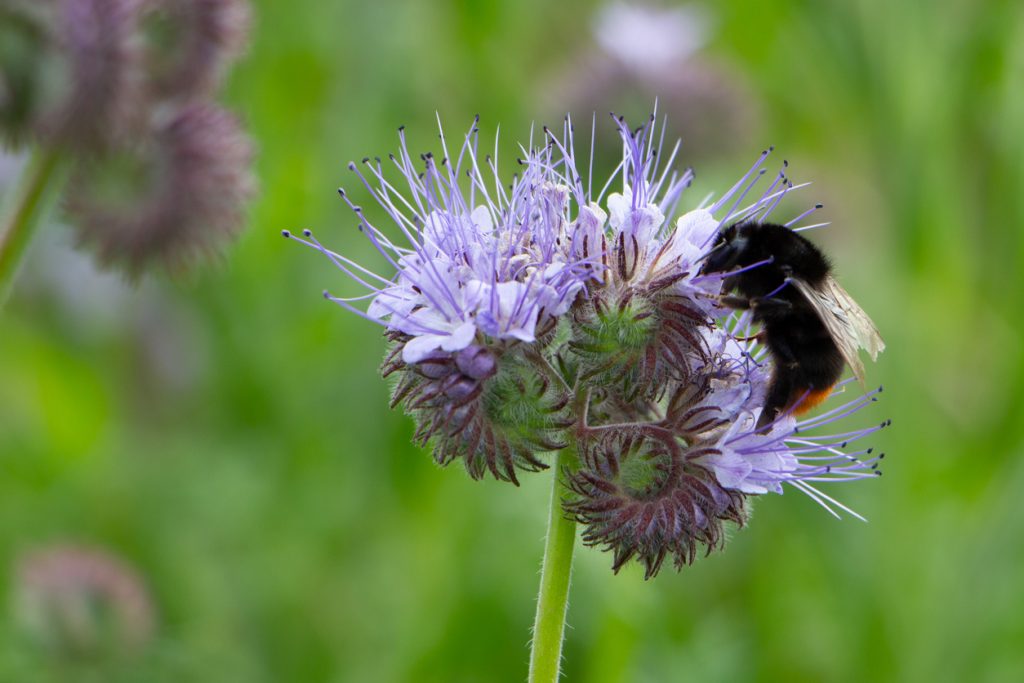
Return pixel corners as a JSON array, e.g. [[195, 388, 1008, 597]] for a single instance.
[[291, 112, 886, 576], [287, 117, 590, 481]]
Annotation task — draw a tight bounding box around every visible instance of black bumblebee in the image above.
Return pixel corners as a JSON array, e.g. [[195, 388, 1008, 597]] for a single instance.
[[700, 220, 884, 428]]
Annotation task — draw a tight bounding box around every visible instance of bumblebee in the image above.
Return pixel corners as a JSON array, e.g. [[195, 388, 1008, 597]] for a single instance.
[[700, 220, 885, 427]]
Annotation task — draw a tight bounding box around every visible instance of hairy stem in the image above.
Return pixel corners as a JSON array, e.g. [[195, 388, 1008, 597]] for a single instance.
[[0, 147, 65, 306], [528, 446, 579, 683]]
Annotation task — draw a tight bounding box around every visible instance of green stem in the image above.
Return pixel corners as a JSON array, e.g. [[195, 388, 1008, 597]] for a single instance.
[[0, 147, 65, 306], [528, 447, 579, 683]]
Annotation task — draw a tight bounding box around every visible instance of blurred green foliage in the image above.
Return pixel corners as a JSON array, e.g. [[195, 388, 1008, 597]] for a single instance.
[[3, 0, 1024, 680]]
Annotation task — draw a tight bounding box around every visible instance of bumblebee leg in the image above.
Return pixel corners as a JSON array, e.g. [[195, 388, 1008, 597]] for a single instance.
[[750, 296, 793, 314], [759, 371, 793, 430], [719, 295, 794, 315], [734, 332, 765, 343], [719, 295, 753, 310]]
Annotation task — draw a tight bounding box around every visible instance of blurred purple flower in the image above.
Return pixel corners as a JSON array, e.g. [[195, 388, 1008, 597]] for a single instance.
[[594, 2, 710, 72], [139, 0, 250, 101], [12, 544, 156, 657], [67, 102, 256, 277], [0, 0, 256, 282], [45, 0, 143, 150], [539, 2, 758, 160], [0, 0, 143, 150]]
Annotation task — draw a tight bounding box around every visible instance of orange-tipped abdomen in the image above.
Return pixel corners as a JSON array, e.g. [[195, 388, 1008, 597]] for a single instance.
[[790, 386, 834, 415]]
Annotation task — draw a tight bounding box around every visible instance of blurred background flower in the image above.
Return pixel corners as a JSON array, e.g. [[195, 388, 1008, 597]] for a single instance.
[[11, 544, 155, 659], [138, 0, 251, 102], [69, 103, 255, 276], [2, 0, 1024, 681], [540, 1, 759, 162], [0, 0, 256, 292]]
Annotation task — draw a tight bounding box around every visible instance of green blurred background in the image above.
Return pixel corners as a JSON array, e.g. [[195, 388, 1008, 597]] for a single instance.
[[3, 0, 1024, 680]]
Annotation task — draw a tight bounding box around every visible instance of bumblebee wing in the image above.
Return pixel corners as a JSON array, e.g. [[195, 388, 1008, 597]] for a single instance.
[[790, 276, 885, 386]]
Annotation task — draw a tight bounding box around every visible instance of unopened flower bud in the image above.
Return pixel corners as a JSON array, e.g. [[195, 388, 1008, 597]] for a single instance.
[[442, 374, 479, 402], [388, 344, 570, 484], [455, 344, 496, 380], [414, 353, 455, 380]]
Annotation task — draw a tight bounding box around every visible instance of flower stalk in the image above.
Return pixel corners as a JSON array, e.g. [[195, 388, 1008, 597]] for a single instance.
[[0, 147, 65, 306], [529, 446, 580, 683]]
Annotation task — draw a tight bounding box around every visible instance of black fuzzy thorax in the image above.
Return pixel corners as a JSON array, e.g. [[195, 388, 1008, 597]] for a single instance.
[[720, 222, 845, 418], [725, 222, 831, 293]]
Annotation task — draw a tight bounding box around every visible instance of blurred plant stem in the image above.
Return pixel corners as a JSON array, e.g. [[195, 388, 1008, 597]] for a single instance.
[[528, 446, 579, 683], [0, 147, 66, 306]]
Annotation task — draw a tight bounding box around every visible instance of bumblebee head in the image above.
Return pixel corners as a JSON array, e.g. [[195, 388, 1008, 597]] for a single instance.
[[699, 222, 751, 274]]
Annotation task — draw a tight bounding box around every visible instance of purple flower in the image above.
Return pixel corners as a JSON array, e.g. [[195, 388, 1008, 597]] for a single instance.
[[288, 118, 590, 363], [701, 383, 887, 518], [292, 112, 885, 572]]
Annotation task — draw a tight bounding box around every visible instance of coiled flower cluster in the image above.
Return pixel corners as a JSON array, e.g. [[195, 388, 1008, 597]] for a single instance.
[[289, 113, 886, 577]]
